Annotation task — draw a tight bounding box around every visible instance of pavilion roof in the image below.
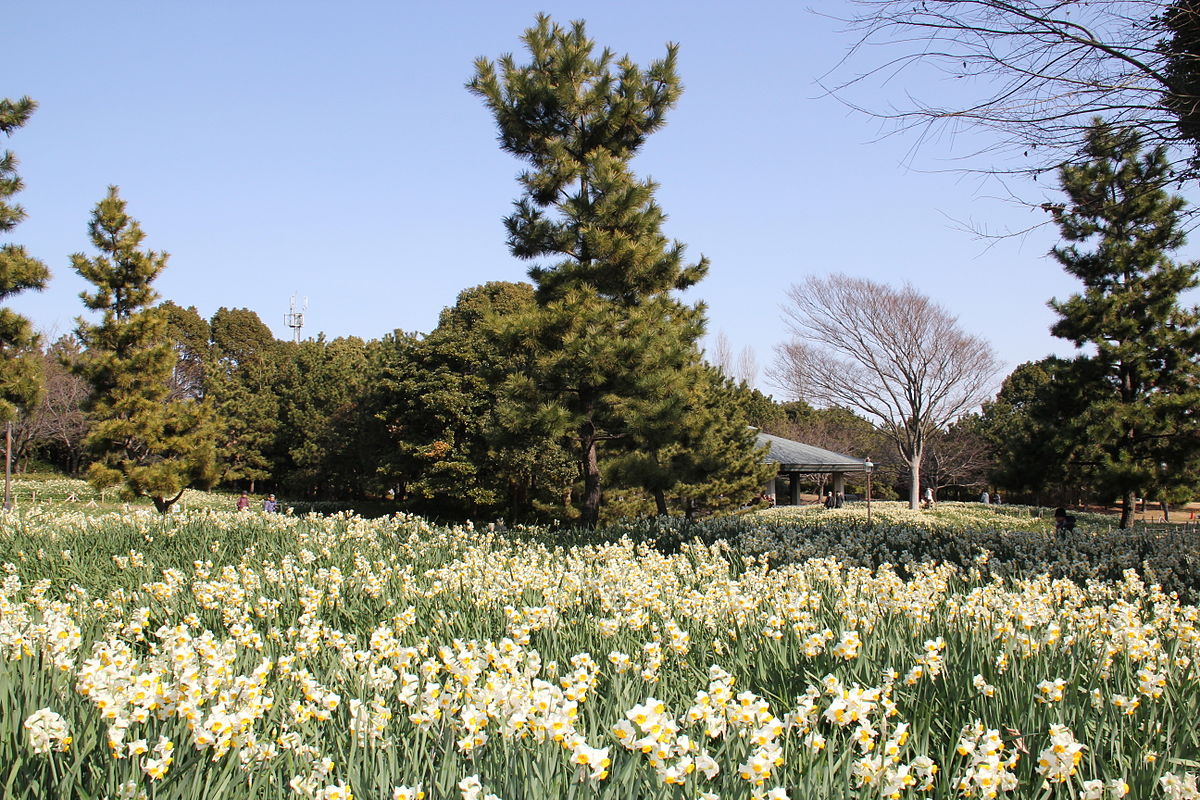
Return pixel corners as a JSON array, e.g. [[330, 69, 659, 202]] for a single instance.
[[756, 431, 871, 473]]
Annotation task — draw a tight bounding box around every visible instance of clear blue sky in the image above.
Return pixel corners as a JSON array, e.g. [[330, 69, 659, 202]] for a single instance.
[[7, 1, 1181, 395]]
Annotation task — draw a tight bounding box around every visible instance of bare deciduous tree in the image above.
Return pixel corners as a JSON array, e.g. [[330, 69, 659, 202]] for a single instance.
[[736, 346, 759, 387], [770, 274, 1000, 508], [13, 338, 90, 474], [924, 415, 995, 498], [710, 331, 735, 378], [829, 1, 1200, 192], [709, 333, 760, 386]]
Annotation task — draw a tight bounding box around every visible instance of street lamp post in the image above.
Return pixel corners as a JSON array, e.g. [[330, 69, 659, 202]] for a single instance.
[[864, 458, 874, 524]]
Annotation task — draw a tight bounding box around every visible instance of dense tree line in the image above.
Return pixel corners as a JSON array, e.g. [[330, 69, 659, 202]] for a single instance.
[[13, 279, 776, 522]]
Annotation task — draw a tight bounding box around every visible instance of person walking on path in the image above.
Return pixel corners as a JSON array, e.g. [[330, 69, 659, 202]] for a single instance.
[[263, 494, 278, 513], [236, 492, 249, 511]]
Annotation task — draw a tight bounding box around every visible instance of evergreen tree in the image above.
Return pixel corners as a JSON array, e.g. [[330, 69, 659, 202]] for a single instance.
[[376, 282, 575, 521], [161, 301, 210, 401], [1047, 120, 1200, 527], [0, 97, 50, 422], [980, 358, 1096, 504], [208, 307, 279, 491], [470, 16, 714, 526], [272, 335, 378, 498], [72, 187, 216, 512], [613, 363, 773, 517], [742, 388, 788, 432], [210, 307, 276, 366]]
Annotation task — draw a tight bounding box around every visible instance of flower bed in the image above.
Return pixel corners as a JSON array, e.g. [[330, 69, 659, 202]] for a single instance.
[[0, 506, 1197, 798]]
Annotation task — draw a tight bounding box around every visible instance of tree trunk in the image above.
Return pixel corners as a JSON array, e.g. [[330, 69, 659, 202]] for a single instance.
[[3, 421, 11, 511], [152, 488, 187, 515], [580, 428, 601, 529], [508, 478, 528, 523], [1119, 489, 1135, 529], [908, 456, 921, 510], [653, 488, 669, 517]]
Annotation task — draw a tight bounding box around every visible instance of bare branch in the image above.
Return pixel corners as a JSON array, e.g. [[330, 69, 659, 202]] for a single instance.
[[825, 1, 1200, 210]]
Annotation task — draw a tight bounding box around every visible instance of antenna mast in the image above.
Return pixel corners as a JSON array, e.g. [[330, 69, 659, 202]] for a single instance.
[[285, 294, 308, 343]]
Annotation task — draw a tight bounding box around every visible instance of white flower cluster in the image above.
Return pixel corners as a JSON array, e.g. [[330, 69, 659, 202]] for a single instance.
[[1035, 724, 1086, 784], [1160, 772, 1200, 800], [1078, 777, 1130, 798], [955, 721, 1019, 797], [23, 708, 71, 754]]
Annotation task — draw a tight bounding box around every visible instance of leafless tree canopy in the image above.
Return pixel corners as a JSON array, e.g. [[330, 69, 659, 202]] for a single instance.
[[12, 341, 89, 473], [770, 274, 1000, 506], [830, 1, 1199, 185], [735, 346, 759, 387], [925, 419, 995, 493], [710, 331, 735, 378], [708, 330, 760, 386]]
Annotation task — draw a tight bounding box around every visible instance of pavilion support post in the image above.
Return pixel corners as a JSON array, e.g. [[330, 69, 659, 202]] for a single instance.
[[832, 472, 845, 500], [789, 473, 801, 506]]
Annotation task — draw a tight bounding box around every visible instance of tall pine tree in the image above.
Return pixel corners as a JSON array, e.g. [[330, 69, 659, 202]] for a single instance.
[[1048, 120, 1200, 528], [72, 187, 216, 513], [0, 97, 50, 423], [470, 16, 713, 526]]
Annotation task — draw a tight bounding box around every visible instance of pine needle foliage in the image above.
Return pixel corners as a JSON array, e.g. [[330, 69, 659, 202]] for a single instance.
[[1048, 120, 1200, 527], [207, 307, 279, 491], [611, 363, 774, 518], [71, 187, 216, 513], [0, 96, 50, 421], [470, 17, 705, 303]]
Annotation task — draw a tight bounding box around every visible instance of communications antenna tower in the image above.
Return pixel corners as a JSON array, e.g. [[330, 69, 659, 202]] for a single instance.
[[285, 295, 308, 343]]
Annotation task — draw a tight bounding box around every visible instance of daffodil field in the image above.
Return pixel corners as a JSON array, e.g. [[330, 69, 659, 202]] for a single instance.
[[2, 497, 1199, 800]]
